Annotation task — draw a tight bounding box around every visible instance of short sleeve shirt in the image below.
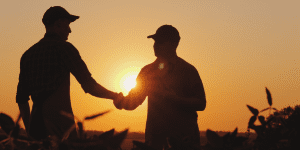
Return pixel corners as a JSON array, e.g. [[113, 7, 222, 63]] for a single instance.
[[136, 56, 205, 141], [16, 33, 95, 104]]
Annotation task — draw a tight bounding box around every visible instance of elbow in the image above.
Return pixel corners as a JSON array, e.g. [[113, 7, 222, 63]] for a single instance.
[[199, 101, 206, 111], [197, 97, 206, 111]]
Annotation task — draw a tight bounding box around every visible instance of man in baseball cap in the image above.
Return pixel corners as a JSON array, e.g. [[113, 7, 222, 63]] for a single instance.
[[17, 6, 123, 140], [114, 25, 206, 149], [42, 6, 79, 27]]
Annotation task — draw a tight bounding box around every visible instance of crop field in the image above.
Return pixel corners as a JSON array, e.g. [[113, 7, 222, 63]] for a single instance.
[[0, 88, 299, 149]]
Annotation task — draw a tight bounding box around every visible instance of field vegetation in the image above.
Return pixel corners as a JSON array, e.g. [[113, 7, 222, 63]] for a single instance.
[[1, 88, 299, 150]]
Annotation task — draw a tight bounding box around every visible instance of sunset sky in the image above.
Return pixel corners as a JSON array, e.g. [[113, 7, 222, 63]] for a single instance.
[[1, 0, 299, 133]]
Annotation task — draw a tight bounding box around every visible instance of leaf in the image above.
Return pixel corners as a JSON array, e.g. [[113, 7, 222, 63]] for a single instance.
[[260, 107, 270, 113], [77, 122, 83, 139], [279, 117, 287, 126], [266, 116, 274, 125], [231, 127, 238, 138], [61, 124, 76, 141], [108, 129, 128, 149], [0, 113, 15, 135], [252, 125, 264, 137], [15, 113, 21, 125], [222, 132, 230, 142], [60, 111, 79, 121], [84, 110, 111, 120], [248, 116, 257, 129], [206, 129, 223, 148], [10, 123, 20, 138], [247, 105, 259, 116], [132, 140, 156, 150], [266, 87, 272, 106], [258, 116, 266, 126], [98, 129, 115, 140]]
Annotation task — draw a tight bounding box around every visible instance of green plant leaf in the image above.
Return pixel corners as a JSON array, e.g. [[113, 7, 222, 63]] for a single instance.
[[248, 116, 257, 129], [247, 105, 259, 116], [0, 113, 15, 135], [222, 132, 230, 142], [260, 107, 270, 113], [258, 116, 266, 126], [266, 87, 272, 106], [10, 123, 20, 139], [77, 122, 83, 139], [252, 125, 264, 137], [61, 124, 76, 141], [60, 111, 79, 121], [108, 129, 128, 149], [84, 110, 111, 120], [231, 127, 238, 138], [98, 128, 115, 140], [206, 129, 223, 148]]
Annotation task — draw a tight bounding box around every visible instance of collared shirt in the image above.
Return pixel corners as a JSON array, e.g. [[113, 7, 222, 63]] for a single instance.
[[16, 33, 95, 104], [133, 56, 205, 147], [16, 33, 100, 139]]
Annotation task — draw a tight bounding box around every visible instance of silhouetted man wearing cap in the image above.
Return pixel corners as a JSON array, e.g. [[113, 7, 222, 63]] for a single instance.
[[114, 25, 206, 149], [16, 6, 123, 140]]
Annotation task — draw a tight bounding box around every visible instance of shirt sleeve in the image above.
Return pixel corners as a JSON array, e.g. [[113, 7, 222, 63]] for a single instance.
[[126, 67, 149, 108], [59, 42, 97, 93], [16, 55, 30, 104], [188, 66, 206, 100]]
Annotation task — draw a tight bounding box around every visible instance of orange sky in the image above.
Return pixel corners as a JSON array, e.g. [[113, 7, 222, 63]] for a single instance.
[[1, 0, 300, 133]]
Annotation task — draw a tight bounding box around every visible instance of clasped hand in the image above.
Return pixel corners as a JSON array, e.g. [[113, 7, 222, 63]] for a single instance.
[[113, 92, 125, 110]]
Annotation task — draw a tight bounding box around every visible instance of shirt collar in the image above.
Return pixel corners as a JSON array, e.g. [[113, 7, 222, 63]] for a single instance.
[[156, 55, 179, 65], [43, 33, 64, 41]]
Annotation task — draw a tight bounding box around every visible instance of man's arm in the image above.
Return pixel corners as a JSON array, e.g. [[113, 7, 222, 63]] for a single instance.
[[84, 79, 120, 100], [16, 58, 31, 133], [155, 66, 206, 111], [114, 70, 148, 110], [175, 67, 206, 111], [61, 43, 119, 100], [17, 102, 30, 133], [122, 87, 147, 110]]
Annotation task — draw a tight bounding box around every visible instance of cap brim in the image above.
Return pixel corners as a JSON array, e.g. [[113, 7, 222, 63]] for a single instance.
[[69, 15, 79, 22], [147, 34, 155, 39]]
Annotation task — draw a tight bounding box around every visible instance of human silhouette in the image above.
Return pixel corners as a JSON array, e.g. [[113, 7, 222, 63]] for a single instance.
[[16, 6, 123, 140], [114, 25, 206, 150]]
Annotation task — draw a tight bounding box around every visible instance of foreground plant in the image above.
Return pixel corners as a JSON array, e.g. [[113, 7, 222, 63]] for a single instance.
[[246, 87, 300, 149], [0, 110, 128, 150]]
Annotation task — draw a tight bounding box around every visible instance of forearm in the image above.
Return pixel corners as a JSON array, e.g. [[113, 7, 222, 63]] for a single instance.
[[122, 89, 146, 110], [88, 83, 118, 100], [17, 102, 30, 133]]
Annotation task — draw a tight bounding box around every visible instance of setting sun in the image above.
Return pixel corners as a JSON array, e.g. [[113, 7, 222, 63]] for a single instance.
[[123, 75, 137, 92], [119, 70, 139, 95]]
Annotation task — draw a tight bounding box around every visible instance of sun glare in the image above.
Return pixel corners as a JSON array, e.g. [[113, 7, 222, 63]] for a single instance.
[[124, 75, 137, 91], [120, 72, 138, 94]]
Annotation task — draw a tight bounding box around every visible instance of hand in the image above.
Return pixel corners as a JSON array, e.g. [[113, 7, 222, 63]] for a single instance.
[[113, 92, 124, 110]]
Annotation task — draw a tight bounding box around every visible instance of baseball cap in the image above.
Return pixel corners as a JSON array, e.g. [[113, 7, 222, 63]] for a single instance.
[[42, 6, 79, 26], [147, 25, 180, 43]]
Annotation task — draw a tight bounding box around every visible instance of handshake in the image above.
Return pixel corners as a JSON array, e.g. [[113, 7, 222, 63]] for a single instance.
[[113, 92, 127, 110]]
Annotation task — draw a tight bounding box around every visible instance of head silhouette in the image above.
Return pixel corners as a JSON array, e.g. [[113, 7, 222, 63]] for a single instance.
[[148, 25, 180, 58], [42, 6, 79, 41]]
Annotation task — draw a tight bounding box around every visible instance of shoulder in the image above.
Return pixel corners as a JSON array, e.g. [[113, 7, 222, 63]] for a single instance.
[[140, 60, 158, 74], [177, 57, 198, 73]]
